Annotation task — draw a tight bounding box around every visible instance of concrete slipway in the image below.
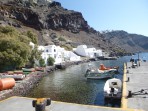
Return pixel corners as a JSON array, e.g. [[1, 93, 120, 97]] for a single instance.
[[1, 62, 148, 111]]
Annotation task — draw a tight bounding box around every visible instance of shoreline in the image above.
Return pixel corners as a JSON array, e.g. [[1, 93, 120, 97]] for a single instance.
[[0, 60, 90, 101]]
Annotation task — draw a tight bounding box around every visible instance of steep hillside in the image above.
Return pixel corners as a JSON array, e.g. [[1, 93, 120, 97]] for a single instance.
[[103, 30, 148, 53], [1, 0, 147, 56]]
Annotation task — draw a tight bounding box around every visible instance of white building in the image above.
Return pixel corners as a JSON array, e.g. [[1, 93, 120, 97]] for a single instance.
[[74, 45, 103, 58], [38, 45, 81, 65], [64, 51, 81, 62], [38, 45, 64, 65]]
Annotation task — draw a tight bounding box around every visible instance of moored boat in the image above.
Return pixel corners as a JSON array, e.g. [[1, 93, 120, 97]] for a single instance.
[[84, 64, 119, 79], [85, 70, 114, 79], [104, 78, 122, 99]]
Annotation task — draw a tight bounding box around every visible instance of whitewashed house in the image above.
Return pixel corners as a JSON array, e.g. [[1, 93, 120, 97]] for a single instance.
[[38, 45, 65, 65], [64, 51, 81, 62], [74, 45, 103, 58], [38, 45, 81, 65]]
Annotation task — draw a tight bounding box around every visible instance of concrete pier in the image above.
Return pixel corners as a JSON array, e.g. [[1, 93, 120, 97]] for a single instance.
[[122, 62, 148, 111], [0, 96, 136, 111]]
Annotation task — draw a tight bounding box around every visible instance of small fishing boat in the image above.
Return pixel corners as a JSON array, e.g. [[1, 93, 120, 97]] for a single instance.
[[22, 68, 35, 72], [104, 78, 122, 99], [35, 67, 45, 72], [84, 64, 119, 79], [85, 68, 115, 79], [1, 74, 25, 80]]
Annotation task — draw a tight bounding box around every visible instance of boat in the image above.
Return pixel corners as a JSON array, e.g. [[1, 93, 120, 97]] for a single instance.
[[35, 67, 45, 72], [1, 74, 25, 80], [99, 64, 119, 73], [85, 69, 114, 79], [84, 64, 119, 79], [98, 56, 118, 60], [104, 78, 122, 99], [22, 68, 35, 72]]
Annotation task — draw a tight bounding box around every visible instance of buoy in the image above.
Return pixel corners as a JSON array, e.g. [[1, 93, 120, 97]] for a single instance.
[[0, 78, 15, 91]]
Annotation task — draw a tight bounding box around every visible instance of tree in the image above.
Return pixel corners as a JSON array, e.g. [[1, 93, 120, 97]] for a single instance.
[[27, 45, 42, 68], [0, 26, 39, 72], [47, 56, 55, 66], [0, 38, 31, 71], [39, 58, 45, 67], [26, 31, 38, 44]]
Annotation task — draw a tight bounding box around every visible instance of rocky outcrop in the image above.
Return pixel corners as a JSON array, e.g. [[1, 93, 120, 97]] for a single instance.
[[0, 1, 94, 33], [103, 30, 148, 53]]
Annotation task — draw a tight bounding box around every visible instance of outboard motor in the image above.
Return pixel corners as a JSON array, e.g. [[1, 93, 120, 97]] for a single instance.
[[110, 88, 115, 97]]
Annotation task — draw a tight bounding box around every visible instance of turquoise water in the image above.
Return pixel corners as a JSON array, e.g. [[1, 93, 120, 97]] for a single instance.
[[26, 52, 148, 106]]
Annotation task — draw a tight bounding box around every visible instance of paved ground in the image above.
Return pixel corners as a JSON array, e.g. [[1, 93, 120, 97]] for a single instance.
[[0, 96, 135, 111], [125, 62, 148, 111]]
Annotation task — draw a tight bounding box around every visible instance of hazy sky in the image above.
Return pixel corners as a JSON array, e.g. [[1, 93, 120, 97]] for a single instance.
[[55, 0, 148, 36]]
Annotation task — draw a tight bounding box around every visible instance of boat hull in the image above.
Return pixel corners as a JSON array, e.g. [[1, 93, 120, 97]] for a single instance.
[[85, 71, 114, 79], [104, 92, 122, 99]]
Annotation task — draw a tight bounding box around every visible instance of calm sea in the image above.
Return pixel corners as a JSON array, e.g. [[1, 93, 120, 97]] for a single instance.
[[26, 52, 148, 107]]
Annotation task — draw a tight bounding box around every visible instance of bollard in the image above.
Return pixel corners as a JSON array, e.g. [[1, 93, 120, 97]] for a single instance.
[[125, 77, 130, 82], [32, 98, 51, 111], [127, 90, 132, 98], [127, 70, 129, 73]]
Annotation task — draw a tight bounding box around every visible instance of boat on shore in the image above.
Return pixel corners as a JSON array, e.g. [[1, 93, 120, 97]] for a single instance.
[[1, 74, 25, 80], [104, 78, 122, 99], [22, 68, 35, 72]]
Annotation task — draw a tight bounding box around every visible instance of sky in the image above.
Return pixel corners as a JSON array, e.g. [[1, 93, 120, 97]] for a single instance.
[[55, 0, 148, 36]]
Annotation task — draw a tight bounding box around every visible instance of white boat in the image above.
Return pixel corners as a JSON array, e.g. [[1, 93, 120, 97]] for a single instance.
[[84, 64, 118, 79], [104, 78, 122, 99], [85, 68, 115, 79]]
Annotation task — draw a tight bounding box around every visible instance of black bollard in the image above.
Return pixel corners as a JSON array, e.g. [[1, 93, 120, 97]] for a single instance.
[[127, 90, 132, 98], [32, 98, 51, 111]]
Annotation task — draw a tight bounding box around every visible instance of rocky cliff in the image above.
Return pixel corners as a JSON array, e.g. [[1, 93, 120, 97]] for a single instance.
[[0, 1, 97, 33], [103, 30, 148, 53], [0, 0, 147, 55]]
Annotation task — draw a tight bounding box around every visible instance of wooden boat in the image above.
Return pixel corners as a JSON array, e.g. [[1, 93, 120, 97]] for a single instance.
[[22, 68, 35, 72], [1, 74, 25, 80], [35, 67, 45, 72], [104, 78, 122, 99]]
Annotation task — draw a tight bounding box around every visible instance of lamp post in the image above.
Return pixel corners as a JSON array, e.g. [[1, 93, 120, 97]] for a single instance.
[[138, 52, 139, 60], [138, 52, 140, 66]]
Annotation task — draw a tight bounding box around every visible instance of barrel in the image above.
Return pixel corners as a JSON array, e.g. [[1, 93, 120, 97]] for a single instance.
[[0, 78, 15, 91]]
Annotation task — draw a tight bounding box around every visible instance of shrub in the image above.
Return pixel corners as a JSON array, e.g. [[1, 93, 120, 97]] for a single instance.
[[39, 58, 45, 67], [47, 56, 55, 66], [58, 37, 66, 41]]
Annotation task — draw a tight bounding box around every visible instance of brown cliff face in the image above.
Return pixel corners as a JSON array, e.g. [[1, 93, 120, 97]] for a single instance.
[[0, 1, 93, 33]]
